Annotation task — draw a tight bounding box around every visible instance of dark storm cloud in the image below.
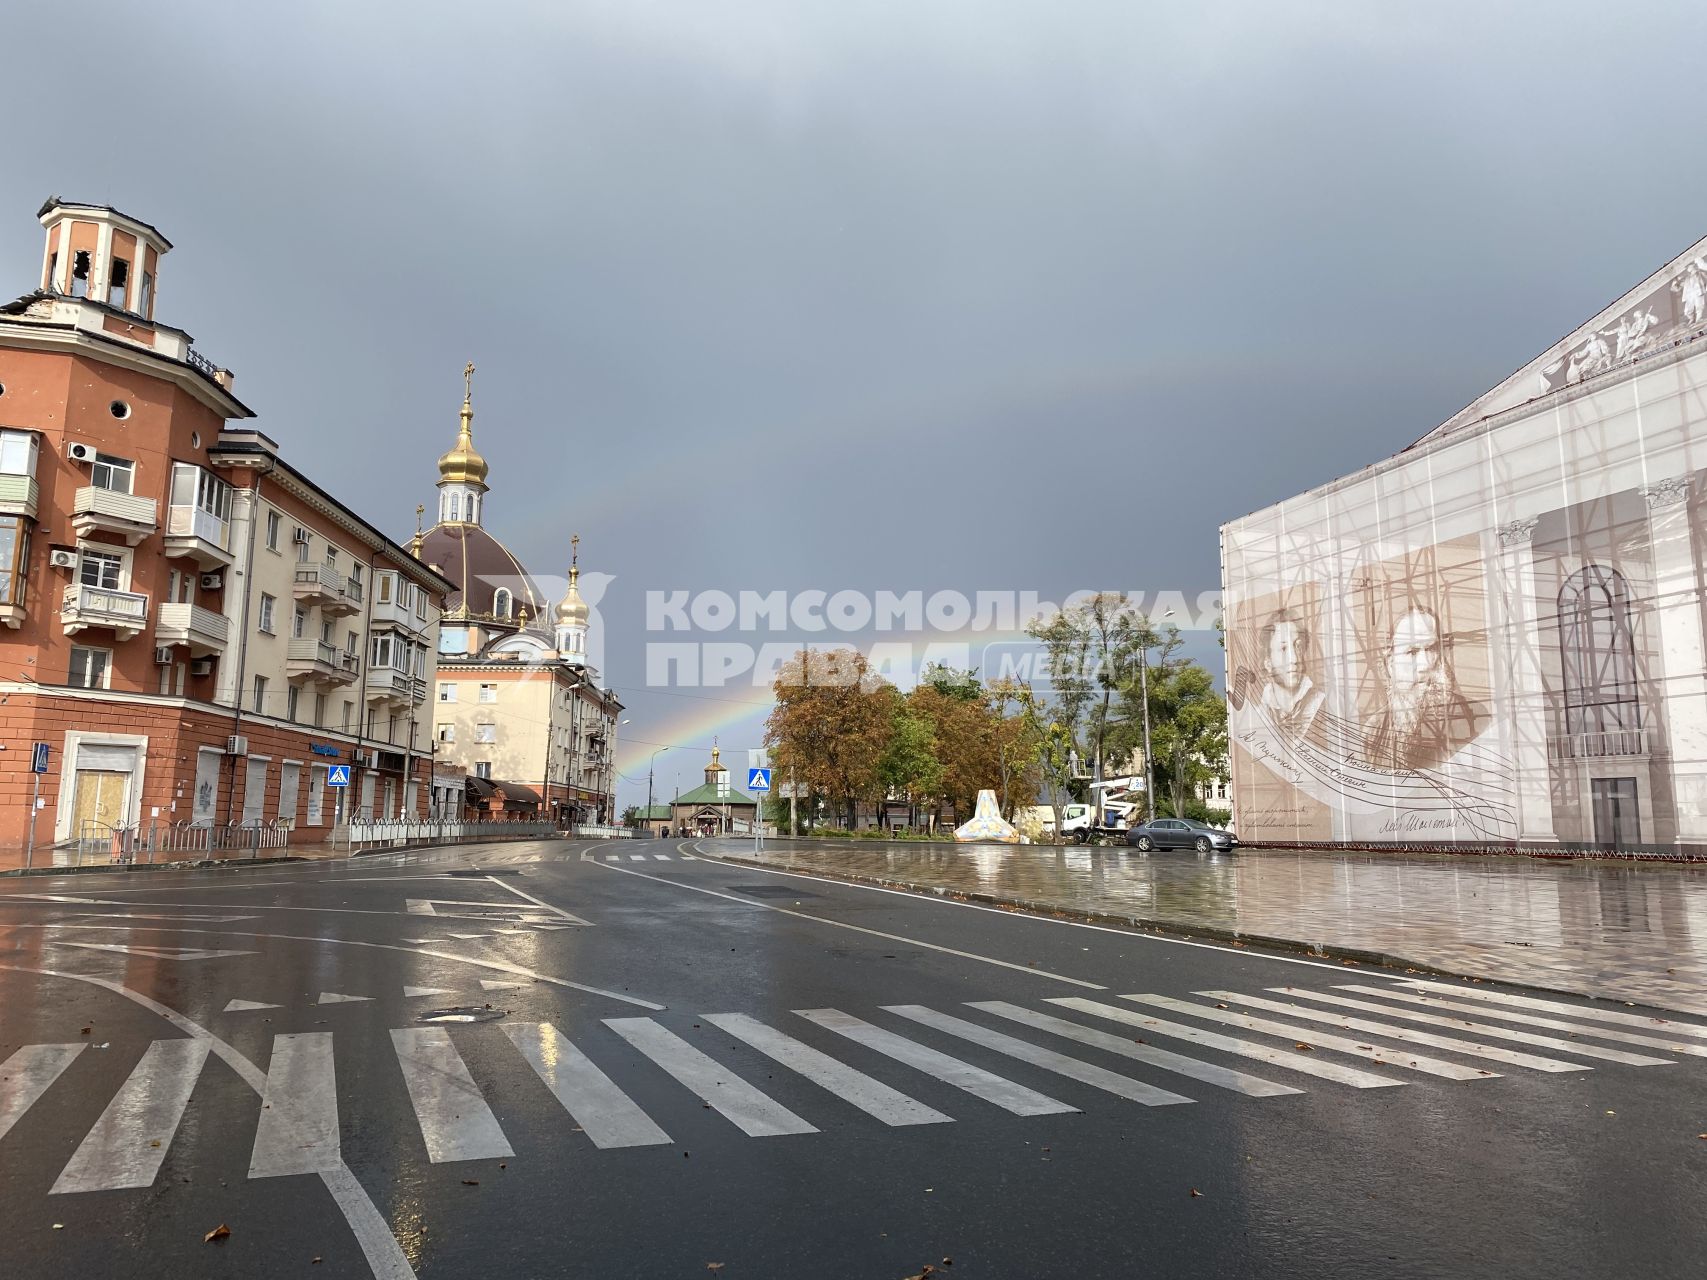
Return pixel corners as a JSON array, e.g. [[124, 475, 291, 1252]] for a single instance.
[[7, 1, 1707, 777]]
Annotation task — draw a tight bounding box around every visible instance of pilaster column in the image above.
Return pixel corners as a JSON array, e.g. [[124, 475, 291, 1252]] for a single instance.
[[1492, 517, 1556, 841], [1642, 476, 1707, 841]]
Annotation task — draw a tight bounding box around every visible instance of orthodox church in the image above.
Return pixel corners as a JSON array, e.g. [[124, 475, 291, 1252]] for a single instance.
[[413, 365, 623, 825]]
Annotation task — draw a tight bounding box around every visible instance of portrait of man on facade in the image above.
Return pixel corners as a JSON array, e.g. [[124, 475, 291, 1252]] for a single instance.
[[1362, 603, 1481, 772], [1254, 608, 1325, 741]]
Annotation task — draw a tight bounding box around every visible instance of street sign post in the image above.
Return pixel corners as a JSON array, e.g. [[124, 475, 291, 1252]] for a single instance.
[[25, 743, 48, 870], [746, 767, 771, 852]]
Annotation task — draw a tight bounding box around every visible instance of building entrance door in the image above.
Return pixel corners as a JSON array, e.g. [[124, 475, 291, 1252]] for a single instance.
[[72, 771, 128, 840], [1591, 777, 1640, 847]]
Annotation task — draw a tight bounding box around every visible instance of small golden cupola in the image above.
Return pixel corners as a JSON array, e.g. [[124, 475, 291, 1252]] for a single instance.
[[554, 534, 591, 659], [436, 361, 490, 524]]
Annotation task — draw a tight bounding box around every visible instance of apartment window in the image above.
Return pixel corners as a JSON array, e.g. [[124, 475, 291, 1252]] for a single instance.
[[346, 630, 359, 656], [475, 723, 496, 744], [376, 573, 393, 604], [0, 518, 29, 608], [414, 645, 426, 676], [479, 683, 497, 703], [318, 619, 333, 645], [79, 549, 123, 590], [1561, 564, 1642, 735], [257, 593, 277, 634], [349, 564, 362, 591], [292, 607, 306, 639], [0, 430, 38, 477], [388, 714, 401, 743], [326, 546, 338, 569], [109, 258, 130, 309], [68, 646, 110, 689], [417, 589, 428, 620], [474, 761, 492, 780], [370, 633, 397, 669], [138, 270, 153, 315], [252, 675, 267, 713], [286, 684, 301, 723], [437, 723, 456, 744], [438, 682, 457, 703], [70, 250, 90, 297], [341, 701, 353, 732], [366, 707, 378, 737], [91, 453, 135, 494], [314, 692, 328, 728], [296, 533, 310, 563], [265, 510, 281, 551]]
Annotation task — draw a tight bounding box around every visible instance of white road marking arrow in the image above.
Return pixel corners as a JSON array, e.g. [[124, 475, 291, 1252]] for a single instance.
[[55, 942, 254, 961], [403, 986, 455, 999], [316, 992, 373, 1005], [224, 998, 281, 1012]]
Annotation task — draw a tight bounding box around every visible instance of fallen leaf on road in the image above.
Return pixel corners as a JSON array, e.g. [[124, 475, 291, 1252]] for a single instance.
[[312, 1258, 322, 1265], [1294, 1043, 1313, 1051], [80, 1027, 91, 1036], [150, 1139, 161, 1148], [204, 1224, 231, 1244], [1188, 1188, 1204, 1198], [1214, 1003, 1228, 1009], [707, 1265, 724, 1272]]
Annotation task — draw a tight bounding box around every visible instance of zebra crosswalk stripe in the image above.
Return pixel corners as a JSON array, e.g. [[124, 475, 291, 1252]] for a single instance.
[[1395, 980, 1707, 1038], [1340, 985, 1707, 1058], [0, 1044, 84, 1144], [52, 1038, 210, 1194], [1047, 997, 1402, 1089], [795, 1008, 1077, 1116], [967, 1002, 1302, 1098], [1121, 995, 1492, 1081], [704, 1013, 952, 1127], [605, 1018, 818, 1137], [883, 1005, 1193, 1107], [1198, 991, 1593, 1073], [250, 1033, 341, 1177], [502, 1022, 673, 1149], [390, 1027, 514, 1162]]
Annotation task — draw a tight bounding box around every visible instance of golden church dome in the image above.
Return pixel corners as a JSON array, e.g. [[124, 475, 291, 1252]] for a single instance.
[[437, 361, 490, 488]]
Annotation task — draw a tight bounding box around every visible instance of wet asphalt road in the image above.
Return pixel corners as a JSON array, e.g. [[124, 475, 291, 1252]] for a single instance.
[[1, 838, 1704, 1280]]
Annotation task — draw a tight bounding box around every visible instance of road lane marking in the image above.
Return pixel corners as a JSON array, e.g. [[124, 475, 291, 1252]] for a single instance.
[[1047, 998, 1403, 1088], [605, 1018, 818, 1137], [406, 900, 438, 915], [652, 855, 672, 861], [250, 1033, 341, 1177], [605, 855, 620, 862], [0, 964, 416, 1280], [629, 855, 648, 862], [224, 998, 280, 1012], [704, 1013, 952, 1127], [55, 941, 254, 961], [1393, 980, 1707, 1039], [404, 987, 455, 999], [795, 1009, 1077, 1116], [501, 1023, 673, 1149], [482, 876, 593, 926], [1313, 987, 1689, 1065], [883, 1005, 1193, 1107], [1199, 991, 1595, 1073], [319, 992, 373, 1005], [0, 1044, 85, 1143], [52, 1038, 210, 1193], [590, 862, 1106, 989], [11, 923, 665, 1010], [1120, 995, 1492, 1081], [967, 1002, 1301, 1098], [390, 1028, 514, 1162], [480, 980, 528, 992]]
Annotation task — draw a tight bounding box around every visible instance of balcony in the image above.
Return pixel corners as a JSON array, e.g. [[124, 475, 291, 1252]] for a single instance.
[[1548, 729, 1651, 761], [365, 668, 426, 706], [62, 582, 149, 640], [287, 637, 358, 685], [155, 602, 230, 655], [165, 503, 233, 568], [0, 472, 39, 520], [72, 487, 158, 546], [293, 564, 360, 616]]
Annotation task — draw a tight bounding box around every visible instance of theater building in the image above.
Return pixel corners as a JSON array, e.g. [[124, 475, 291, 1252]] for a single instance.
[[0, 197, 451, 860], [1222, 232, 1707, 852]]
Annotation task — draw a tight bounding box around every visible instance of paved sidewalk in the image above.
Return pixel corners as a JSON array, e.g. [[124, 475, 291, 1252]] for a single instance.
[[703, 838, 1707, 1016]]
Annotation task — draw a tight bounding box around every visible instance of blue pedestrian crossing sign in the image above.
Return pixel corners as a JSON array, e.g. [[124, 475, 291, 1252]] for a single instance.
[[326, 765, 352, 788], [747, 767, 772, 793], [30, 742, 50, 774]]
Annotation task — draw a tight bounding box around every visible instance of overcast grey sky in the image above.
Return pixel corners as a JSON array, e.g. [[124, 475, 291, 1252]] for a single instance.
[[7, 1, 1707, 796]]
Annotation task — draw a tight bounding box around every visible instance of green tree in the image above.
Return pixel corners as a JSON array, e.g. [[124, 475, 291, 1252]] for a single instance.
[[878, 705, 944, 824], [765, 647, 894, 829]]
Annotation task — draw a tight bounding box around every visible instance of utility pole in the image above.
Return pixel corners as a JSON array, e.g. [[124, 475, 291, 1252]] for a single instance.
[[1139, 641, 1156, 823]]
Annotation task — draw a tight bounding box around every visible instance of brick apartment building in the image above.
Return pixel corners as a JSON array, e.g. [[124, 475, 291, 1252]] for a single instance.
[[0, 197, 453, 861]]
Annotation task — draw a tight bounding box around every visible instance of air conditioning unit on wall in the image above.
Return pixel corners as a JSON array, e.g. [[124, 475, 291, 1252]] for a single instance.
[[200, 572, 223, 591], [66, 441, 97, 463], [154, 646, 174, 665], [48, 548, 78, 570], [226, 734, 249, 756], [189, 657, 215, 677]]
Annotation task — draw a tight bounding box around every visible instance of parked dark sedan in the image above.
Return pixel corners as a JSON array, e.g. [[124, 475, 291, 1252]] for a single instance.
[[1124, 818, 1238, 852]]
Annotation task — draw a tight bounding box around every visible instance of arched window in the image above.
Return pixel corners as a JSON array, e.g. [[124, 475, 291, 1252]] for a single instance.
[[493, 587, 513, 619], [1559, 564, 1640, 735]]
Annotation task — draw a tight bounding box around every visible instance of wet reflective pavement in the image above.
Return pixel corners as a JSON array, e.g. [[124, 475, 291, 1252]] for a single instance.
[[708, 839, 1707, 1016], [2, 839, 1705, 1278]]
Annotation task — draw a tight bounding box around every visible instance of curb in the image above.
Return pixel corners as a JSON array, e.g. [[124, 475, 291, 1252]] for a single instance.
[[1, 855, 309, 878], [688, 845, 1671, 1012]]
